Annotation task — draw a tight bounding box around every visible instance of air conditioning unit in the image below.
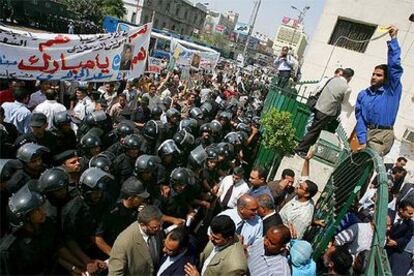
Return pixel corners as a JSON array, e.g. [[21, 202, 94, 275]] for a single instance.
[[402, 128, 414, 143]]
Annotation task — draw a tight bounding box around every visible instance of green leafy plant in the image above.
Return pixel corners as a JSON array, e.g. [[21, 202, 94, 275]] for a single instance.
[[261, 108, 296, 156]]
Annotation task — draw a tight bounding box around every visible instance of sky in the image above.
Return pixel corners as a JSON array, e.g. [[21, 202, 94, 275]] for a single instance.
[[194, 0, 325, 40]]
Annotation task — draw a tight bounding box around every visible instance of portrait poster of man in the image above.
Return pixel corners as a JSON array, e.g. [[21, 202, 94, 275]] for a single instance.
[[191, 53, 201, 69], [120, 44, 134, 71]]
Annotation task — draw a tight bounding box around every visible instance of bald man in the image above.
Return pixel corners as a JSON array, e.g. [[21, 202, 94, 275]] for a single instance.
[[247, 225, 291, 276], [218, 194, 263, 246]]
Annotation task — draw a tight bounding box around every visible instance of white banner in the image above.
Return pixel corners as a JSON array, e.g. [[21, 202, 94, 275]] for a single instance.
[[0, 23, 152, 81]]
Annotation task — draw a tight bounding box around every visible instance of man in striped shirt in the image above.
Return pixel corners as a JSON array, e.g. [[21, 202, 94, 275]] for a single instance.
[[247, 225, 291, 276]]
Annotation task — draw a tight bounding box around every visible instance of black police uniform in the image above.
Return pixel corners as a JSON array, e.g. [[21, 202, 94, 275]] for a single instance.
[[0, 218, 62, 275], [95, 201, 139, 247], [15, 131, 59, 156], [51, 128, 77, 154], [61, 194, 112, 255], [106, 142, 125, 157], [201, 167, 220, 192], [113, 153, 136, 185], [158, 185, 202, 219], [0, 121, 18, 158]]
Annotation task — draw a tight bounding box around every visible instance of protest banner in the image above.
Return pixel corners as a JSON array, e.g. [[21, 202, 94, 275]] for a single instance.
[[147, 57, 166, 73], [170, 41, 220, 71], [0, 23, 152, 81]]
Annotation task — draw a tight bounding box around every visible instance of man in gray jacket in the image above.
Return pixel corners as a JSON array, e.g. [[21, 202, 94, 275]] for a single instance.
[[295, 68, 354, 157]]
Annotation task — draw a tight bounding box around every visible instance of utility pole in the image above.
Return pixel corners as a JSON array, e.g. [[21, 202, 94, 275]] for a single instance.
[[242, 0, 261, 65], [289, 6, 310, 47]]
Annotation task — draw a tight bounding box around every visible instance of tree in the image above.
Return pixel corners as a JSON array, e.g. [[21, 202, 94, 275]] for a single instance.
[[63, 0, 126, 26], [102, 0, 126, 19], [261, 108, 296, 156]]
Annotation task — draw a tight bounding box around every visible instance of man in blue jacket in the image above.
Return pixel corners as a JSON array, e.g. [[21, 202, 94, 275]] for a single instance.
[[355, 26, 403, 156]]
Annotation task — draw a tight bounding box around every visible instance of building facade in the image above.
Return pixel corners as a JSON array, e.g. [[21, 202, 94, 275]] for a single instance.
[[300, 0, 414, 167], [204, 10, 239, 36], [122, 0, 207, 36], [272, 23, 308, 59]]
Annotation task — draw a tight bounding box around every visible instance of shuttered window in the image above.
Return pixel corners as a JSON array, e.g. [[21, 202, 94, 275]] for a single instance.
[[328, 18, 377, 53]]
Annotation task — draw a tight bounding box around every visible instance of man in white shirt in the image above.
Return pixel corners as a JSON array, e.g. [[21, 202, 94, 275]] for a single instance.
[[72, 87, 93, 121], [28, 80, 51, 109], [274, 46, 296, 88], [34, 89, 67, 129], [123, 80, 140, 112], [219, 195, 263, 246], [217, 166, 249, 209], [100, 83, 118, 111], [1, 88, 31, 134]]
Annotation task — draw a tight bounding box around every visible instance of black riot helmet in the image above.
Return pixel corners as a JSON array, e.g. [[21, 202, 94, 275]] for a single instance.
[[166, 108, 181, 122], [200, 102, 213, 116], [224, 132, 242, 146], [209, 120, 223, 139], [173, 129, 195, 150], [170, 167, 195, 191], [8, 185, 45, 228], [89, 153, 113, 173], [16, 143, 49, 163], [157, 139, 181, 158], [199, 123, 212, 135], [217, 142, 235, 160], [115, 121, 135, 138], [189, 107, 204, 120], [84, 110, 107, 126], [143, 120, 162, 141], [53, 111, 72, 129], [236, 122, 251, 134], [79, 168, 114, 202], [237, 131, 248, 145], [188, 145, 207, 169], [179, 118, 198, 135], [151, 105, 163, 120], [0, 159, 23, 183], [134, 154, 161, 175], [123, 133, 145, 150], [206, 145, 219, 161], [37, 167, 69, 194], [80, 134, 102, 150]]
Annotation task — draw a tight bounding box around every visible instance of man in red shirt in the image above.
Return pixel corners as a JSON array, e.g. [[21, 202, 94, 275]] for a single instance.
[[0, 80, 24, 105]]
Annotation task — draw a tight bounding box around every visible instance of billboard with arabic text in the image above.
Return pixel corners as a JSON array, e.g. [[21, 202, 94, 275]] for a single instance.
[[0, 23, 152, 81]]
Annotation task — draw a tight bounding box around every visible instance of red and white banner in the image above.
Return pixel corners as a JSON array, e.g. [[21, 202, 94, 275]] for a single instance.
[[0, 23, 152, 81]]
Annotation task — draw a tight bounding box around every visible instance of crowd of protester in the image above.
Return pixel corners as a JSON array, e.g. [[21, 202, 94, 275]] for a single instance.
[[0, 25, 413, 276]]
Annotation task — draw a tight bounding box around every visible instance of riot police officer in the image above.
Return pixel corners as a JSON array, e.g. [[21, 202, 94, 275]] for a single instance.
[[200, 146, 220, 193], [106, 120, 136, 156], [142, 120, 166, 154], [164, 108, 181, 139], [133, 154, 166, 198], [157, 139, 182, 176], [36, 167, 71, 219], [113, 134, 146, 185], [12, 143, 49, 193], [79, 134, 102, 172], [0, 159, 23, 237], [50, 111, 77, 153], [195, 123, 214, 148], [61, 168, 113, 265], [0, 185, 68, 274], [54, 150, 81, 198], [95, 177, 150, 256]]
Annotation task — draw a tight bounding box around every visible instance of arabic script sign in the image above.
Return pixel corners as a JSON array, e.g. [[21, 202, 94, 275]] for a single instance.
[[0, 24, 152, 81]]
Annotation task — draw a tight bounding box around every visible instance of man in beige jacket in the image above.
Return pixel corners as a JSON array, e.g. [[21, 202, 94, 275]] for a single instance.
[[108, 205, 164, 276], [184, 215, 247, 276]]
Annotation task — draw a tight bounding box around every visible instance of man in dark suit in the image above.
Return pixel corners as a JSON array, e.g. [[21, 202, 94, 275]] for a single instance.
[[157, 227, 197, 276], [108, 205, 164, 276], [386, 200, 414, 276], [257, 194, 283, 236]]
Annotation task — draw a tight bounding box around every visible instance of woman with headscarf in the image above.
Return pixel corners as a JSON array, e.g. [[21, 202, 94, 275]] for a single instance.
[[289, 239, 317, 276]]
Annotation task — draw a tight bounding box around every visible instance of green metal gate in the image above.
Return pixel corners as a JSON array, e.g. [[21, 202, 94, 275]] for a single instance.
[[305, 148, 391, 275]]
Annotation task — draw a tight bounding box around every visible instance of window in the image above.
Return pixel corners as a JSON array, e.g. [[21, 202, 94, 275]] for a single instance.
[[176, 7, 180, 17], [328, 18, 376, 53], [165, 3, 171, 12], [131, 12, 137, 23], [184, 11, 188, 19]]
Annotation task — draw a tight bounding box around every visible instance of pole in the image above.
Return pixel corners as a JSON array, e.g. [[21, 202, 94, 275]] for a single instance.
[[242, 0, 261, 65]]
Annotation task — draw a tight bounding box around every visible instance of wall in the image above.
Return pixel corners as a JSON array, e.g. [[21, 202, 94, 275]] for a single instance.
[[301, 0, 414, 169]]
